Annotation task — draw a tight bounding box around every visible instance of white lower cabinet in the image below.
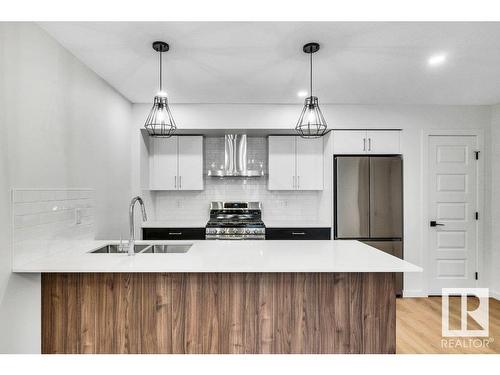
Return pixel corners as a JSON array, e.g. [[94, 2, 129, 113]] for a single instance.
[[333, 130, 401, 155], [268, 136, 323, 191], [148, 135, 203, 191]]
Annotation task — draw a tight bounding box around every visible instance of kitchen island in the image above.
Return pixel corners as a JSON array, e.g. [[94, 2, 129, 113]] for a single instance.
[[15, 240, 421, 354]]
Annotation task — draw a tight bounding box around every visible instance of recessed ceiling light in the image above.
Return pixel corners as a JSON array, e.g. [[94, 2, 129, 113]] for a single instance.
[[297, 90, 308, 98], [427, 53, 447, 67]]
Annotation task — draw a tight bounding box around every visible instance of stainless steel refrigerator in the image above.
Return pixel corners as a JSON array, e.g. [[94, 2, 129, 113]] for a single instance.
[[334, 155, 403, 295]]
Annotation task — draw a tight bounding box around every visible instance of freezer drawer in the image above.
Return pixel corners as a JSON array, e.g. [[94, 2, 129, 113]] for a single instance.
[[369, 156, 403, 238], [335, 157, 370, 238], [361, 240, 403, 296]]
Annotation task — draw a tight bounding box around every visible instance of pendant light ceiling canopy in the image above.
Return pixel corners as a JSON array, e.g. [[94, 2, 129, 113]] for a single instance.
[[144, 41, 177, 137], [295, 42, 328, 139]]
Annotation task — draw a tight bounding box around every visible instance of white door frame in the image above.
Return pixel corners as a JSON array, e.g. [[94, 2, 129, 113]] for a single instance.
[[421, 129, 485, 295]]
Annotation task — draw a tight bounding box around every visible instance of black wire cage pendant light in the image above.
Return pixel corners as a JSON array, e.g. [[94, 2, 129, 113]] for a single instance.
[[144, 41, 177, 137], [295, 42, 327, 138]]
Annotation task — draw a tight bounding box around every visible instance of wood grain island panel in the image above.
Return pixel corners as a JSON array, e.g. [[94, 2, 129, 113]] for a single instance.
[[41, 272, 395, 354]]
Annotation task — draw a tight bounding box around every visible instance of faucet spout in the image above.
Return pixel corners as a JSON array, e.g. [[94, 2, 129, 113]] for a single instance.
[[128, 196, 147, 256]]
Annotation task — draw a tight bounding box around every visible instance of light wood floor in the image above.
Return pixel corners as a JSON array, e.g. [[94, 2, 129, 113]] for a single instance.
[[397, 297, 500, 354]]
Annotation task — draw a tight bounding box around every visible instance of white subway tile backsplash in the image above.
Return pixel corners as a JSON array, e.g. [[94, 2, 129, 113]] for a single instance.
[[12, 188, 95, 267]]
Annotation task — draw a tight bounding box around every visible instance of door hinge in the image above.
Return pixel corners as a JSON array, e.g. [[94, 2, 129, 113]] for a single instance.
[[475, 272, 478, 280], [474, 151, 480, 160], [475, 212, 479, 220]]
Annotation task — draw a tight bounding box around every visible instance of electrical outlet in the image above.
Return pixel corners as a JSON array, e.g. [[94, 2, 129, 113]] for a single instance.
[[75, 208, 82, 225]]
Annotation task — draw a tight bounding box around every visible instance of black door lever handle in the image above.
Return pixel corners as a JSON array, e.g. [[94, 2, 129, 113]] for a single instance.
[[430, 220, 445, 227]]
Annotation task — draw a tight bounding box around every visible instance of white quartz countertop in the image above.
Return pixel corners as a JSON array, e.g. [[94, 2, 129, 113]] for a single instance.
[[13, 240, 422, 273]]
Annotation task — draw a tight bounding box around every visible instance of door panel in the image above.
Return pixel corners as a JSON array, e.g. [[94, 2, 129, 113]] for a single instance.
[[268, 136, 296, 190], [366, 131, 400, 154], [178, 136, 203, 190], [428, 135, 477, 293], [150, 136, 177, 190], [296, 137, 323, 190], [333, 131, 367, 154], [362, 240, 403, 295], [369, 156, 403, 238], [335, 157, 370, 238]]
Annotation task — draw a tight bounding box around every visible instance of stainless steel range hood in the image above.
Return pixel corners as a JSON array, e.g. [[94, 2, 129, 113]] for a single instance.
[[207, 134, 264, 177]]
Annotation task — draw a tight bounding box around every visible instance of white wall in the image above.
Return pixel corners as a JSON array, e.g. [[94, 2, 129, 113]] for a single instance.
[[0, 23, 132, 353], [132, 103, 492, 296], [489, 104, 500, 299]]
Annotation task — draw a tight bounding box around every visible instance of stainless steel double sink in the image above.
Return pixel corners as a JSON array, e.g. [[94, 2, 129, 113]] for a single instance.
[[90, 243, 192, 254]]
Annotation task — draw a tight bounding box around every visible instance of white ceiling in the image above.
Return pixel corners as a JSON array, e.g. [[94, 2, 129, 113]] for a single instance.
[[39, 22, 500, 105]]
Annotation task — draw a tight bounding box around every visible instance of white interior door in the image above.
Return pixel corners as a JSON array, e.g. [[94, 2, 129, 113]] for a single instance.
[[428, 135, 478, 294], [150, 136, 178, 190], [268, 136, 296, 190], [296, 137, 324, 190], [178, 136, 204, 190]]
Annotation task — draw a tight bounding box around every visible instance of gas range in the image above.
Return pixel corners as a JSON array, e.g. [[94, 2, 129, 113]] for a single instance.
[[205, 202, 265, 240]]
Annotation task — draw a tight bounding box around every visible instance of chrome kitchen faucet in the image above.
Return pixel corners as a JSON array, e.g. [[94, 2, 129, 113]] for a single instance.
[[128, 196, 148, 256]]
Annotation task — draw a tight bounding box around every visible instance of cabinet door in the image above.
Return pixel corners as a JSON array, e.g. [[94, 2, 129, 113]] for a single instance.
[[266, 228, 331, 240], [268, 136, 296, 190], [143, 228, 206, 240], [332, 131, 367, 154], [335, 156, 370, 238], [366, 131, 400, 154], [296, 137, 324, 190], [369, 156, 403, 238], [150, 136, 178, 190], [178, 136, 204, 190]]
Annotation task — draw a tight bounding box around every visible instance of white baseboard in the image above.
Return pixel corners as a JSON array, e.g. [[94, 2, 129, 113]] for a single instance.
[[403, 290, 428, 298]]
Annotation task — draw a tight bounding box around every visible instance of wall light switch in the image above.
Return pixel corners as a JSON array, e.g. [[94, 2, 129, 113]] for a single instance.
[[75, 208, 82, 225]]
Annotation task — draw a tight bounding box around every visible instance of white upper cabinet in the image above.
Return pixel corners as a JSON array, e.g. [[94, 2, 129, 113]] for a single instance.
[[333, 130, 400, 155], [177, 136, 204, 190], [268, 136, 324, 191], [365, 131, 400, 154], [296, 137, 324, 190], [268, 136, 296, 190], [147, 135, 204, 191], [150, 136, 177, 190], [332, 130, 367, 154]]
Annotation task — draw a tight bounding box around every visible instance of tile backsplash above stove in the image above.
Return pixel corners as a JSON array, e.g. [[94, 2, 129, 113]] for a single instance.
[[152, 136, 327, 226]]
